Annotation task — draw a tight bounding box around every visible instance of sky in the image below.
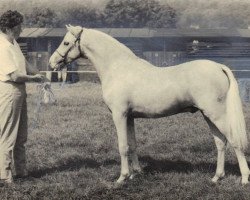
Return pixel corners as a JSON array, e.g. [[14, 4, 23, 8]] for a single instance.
[[0, 0, 109, 9], [2, 0, 250, 9]]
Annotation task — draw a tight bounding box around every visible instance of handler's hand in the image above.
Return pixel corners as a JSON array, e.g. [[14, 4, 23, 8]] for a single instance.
[[32, 74, 45, 82], [43, 76, 51, 83]]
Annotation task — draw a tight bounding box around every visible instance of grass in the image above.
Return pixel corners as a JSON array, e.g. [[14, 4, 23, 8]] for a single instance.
[[1, 81, 250, 199]]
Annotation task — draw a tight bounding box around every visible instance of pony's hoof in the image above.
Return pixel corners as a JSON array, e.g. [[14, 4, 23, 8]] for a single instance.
[[130, 173, 141, 180], [242, 180, 249, 185], [133, 166, 142, 173], [116, 174, 130, 184], [211, 175, 223, 183], [242, 177, 249, 185], [129, 174, 135, 180], [114, 176, 129, 188], [212, 172, 225, 183], [113, 181, 125, 188], [129, 170, 143, 180], [211, 176, 219, 183]]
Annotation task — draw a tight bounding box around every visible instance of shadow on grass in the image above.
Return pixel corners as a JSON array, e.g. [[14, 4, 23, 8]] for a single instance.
[[29, 158, 118, 178], [29, 155, 244, 178], [141, 155, 241, 176]]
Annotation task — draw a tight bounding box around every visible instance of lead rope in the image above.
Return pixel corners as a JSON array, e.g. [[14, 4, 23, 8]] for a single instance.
[[31, 82, 57, 128]]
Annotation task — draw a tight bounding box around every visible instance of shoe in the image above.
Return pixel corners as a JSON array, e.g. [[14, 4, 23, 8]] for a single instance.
[[0, 178, 14, 187], [0, 181, 4, 187], [14, 169, 28, 179], [14, 173, 28, 180]]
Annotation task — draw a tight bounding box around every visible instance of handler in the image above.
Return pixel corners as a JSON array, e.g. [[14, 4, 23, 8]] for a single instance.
[[0, 10, 46, 184]]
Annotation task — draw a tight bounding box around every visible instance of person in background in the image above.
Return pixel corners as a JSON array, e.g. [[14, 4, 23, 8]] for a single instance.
[[0, 10, 47, 185], [66, 61, 79, 83], [57, 61, 79, 84]]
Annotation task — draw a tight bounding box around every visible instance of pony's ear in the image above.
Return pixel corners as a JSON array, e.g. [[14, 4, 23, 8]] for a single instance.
[[66, 24, 71, 31], [66, 25, 82, 37]]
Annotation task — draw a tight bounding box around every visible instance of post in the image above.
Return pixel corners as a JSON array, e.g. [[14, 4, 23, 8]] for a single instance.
[[62, 68, 67, 83], [46, 71, 52, 82], [47, 39, 52, 71]]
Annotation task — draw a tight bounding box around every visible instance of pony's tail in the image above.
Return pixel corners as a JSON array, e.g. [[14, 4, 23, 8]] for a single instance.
[[222, 66, 248, 151]]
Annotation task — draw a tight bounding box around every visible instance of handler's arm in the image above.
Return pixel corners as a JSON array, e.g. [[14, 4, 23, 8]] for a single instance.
[[26, 60, 40, 75], [25, 60, 50, 82], [9, 70, 44, 83]]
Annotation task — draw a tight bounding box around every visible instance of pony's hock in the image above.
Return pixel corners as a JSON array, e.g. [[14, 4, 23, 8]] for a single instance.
[[49, 25, 250, 185]]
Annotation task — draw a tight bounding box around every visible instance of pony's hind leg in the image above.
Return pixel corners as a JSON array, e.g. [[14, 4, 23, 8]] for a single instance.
[[213, 117, 250, 184], [204, 116, 227, 182], [204, 112, 250, 184], [127, 117, 142, 179], [212, 135, 226, 182], [233, 147, 250, 184]]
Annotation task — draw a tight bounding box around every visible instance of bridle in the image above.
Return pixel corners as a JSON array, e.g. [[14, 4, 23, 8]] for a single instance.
[[55, 29, 85, 66]]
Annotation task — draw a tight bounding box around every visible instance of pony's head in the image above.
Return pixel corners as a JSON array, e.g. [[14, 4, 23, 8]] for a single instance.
[[49, 25, 86, 70]]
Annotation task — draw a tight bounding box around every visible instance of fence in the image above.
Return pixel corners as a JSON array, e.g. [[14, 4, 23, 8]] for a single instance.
[[40, 70, 99, 83]]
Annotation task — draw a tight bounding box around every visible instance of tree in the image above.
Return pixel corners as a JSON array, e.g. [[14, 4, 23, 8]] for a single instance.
[[103, 0, 176, 28], [146, 2, 177, 28], [24, 7, 60, 28], [173, 0, 250, 29], [58, 5, 104, 28]]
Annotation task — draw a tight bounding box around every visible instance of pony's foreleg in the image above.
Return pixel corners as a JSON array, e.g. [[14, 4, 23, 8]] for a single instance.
[[127, 117, 142, 179], [112, 111, 130, 184]]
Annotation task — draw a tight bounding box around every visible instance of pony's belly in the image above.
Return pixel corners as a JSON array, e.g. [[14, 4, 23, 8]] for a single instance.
[[130, 104, 185, 118], [131, 111, 173, 118], [129, 98, 198, 118], [131, 107, 198, 118]]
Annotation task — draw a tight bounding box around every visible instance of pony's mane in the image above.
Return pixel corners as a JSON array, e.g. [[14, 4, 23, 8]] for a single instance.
[[85, 28, 136, 58]]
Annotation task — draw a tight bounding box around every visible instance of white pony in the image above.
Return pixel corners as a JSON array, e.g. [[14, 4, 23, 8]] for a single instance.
[[49, 25, 249, 184]]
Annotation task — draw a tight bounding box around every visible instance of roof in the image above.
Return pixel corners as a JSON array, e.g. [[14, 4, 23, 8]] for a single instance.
[[43, 28, 67, 37], [20, 28, 52, 37], [19, 28, 250, 38]]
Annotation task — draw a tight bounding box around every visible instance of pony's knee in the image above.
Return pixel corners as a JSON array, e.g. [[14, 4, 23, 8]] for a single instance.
[[216, 141, 226, 151], [119, 145, 130, 156], [214, 136, 226, 151]]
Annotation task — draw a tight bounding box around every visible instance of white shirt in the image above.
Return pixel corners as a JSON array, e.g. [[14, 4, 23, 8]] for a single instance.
[[0, 33, 26, 81]]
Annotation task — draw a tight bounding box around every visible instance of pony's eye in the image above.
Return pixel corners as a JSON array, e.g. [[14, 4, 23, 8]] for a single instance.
[[64, 42, 69, 46]]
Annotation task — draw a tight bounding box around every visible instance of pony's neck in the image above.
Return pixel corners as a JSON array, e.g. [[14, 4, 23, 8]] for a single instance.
[[81, 28, 136, 82]]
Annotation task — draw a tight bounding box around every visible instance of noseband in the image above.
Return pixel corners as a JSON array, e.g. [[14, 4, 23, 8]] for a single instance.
[[56, 29, 85, 65]]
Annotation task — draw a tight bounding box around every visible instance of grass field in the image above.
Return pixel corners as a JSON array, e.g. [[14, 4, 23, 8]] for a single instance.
[[1, 81, 250, 200]]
